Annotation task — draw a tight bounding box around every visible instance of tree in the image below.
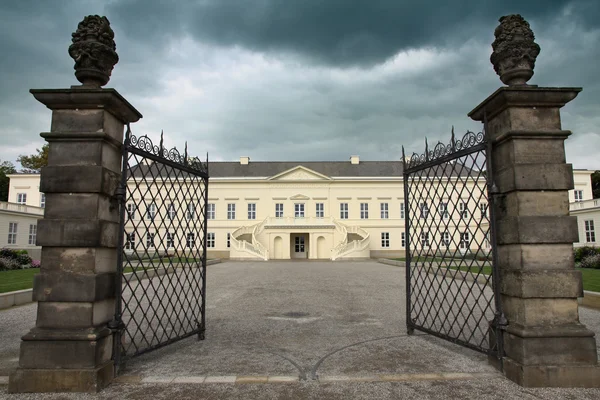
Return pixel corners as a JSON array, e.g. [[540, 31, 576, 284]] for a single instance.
[[17, 143, 49, 173], [0, 161, 17, 201], [592, 170, 600, 199]]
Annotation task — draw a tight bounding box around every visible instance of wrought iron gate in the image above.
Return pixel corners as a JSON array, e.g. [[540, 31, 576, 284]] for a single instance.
[[110, 126, 209, 371], [402, 127, 504, 362]]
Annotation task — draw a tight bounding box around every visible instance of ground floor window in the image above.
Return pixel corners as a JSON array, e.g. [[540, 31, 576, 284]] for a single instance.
[[460, 232, 470, 250], [125, 233, 135, 250], [146, 232, 155, 249], [441, 231, 450, 247], [421, 232, 429, 248], [187, 232, 195, 248], [381, 232, 389, 248], [294, 236, 305, 252], [227, 233, 231, 248], [401, 232, 405, 248], [166, 232, 175, 248], [585, 220, 596, 243], [28, 224, 37, 245], [207, 232, 215, 248], [8, 222, 17, 244]]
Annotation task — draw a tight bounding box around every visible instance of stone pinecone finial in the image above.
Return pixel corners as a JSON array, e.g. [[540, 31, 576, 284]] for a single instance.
[[68, 15, 119, 88], [490, 14, 540, 86]]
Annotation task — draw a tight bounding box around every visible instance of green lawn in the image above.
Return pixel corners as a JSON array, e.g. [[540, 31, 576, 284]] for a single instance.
[[0, 268, 40, 293]]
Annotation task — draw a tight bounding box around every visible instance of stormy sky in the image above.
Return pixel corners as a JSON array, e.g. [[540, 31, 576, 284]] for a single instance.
[[1, 0, 599, 168]]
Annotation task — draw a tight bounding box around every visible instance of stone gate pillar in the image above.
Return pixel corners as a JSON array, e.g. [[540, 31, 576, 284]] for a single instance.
[[8, 16, 142, 393], [469, 15, 600, 387]]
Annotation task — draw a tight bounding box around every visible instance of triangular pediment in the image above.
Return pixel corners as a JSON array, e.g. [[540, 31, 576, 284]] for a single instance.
[[290, 194, 311, 200], [268, 166, 331, 181]]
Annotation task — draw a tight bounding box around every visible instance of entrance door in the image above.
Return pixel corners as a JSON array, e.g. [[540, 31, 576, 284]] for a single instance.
[[292, 235, 307, 259]]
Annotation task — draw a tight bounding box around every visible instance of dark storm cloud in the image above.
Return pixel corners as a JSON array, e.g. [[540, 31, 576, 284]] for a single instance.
[[107, 0, 599, 66]]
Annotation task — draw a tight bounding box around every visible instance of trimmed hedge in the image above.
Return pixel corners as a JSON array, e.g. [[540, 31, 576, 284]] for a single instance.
[[0, 248, 35, 271]]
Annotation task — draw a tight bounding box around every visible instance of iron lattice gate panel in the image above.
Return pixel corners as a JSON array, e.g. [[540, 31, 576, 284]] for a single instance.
[[111, 126, 209, 370], [402, 129, 504, 359]]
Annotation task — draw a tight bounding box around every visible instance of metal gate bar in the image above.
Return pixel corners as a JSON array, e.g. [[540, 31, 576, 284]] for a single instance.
[[403, 128, 503, 359], [110, 125, 209, 372]]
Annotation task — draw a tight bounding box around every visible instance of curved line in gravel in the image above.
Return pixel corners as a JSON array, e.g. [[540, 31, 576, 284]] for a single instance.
[[310, 334, 415, 380], [263, 349, 307, 381]]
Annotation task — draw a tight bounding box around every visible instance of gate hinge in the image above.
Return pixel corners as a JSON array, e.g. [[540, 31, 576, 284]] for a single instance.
[[110, 184, 127, 211], [492, 312, 508, 331], [108, 317, 125, 332]]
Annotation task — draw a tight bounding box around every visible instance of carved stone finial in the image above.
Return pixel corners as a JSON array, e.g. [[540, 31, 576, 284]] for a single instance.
[[490, 14, 540, 86], [68, 15, 119, 88]]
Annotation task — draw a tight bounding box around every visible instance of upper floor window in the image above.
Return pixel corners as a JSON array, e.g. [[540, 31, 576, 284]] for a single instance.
[[127, 203, 136, 220], [381, 232, 390, 248], [146, 203, 156, 221], [575, 190, 583, 202], [380, 203, 388, 219], [40, 193, 46, 208], [360, 203, 369, 219], [479, 203, 488, 219], [167, 203, 176, 221], [340, 203, 348, 219], [227, 203, 236, 220], [207, 203, 215, 219], [420, 203, 429, 219], [17, 193, 27, 205], [8, 222, 17, 244], [295, 203, 305, 218], [316, 203, 324, 218], [459, 202, 469, 219], [248, 203, 256, 220], [275, 203, 283, 218], [585, 220, 596, 243], [186, 202, 196, 220], [438, 203, 448, 219]]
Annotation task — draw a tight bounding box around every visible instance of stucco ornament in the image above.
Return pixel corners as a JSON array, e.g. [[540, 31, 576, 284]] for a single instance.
[[490, 14, 540, 86], [68, 15, 119, 87]]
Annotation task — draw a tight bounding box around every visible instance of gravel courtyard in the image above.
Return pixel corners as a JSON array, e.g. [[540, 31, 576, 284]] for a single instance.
[[1, 260, 600, 399]]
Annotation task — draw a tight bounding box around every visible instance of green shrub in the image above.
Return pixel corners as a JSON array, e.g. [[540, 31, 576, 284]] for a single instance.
[[574, 246, 600, 262], [0, 256, 22, 271], [581, 254, 600, 269]]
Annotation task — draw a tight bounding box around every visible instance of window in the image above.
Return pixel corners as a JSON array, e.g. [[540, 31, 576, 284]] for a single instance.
[[340, 203, 348, 219], [459, 202, 469, 219], [400, 202, 405, 219], [166, 232, 175, 248], [460, 232, 470, 250], [227, 203, 236, 220], [127, 203, 136, 220], [147, 203, 156, 221], [575, 190, 584, 202], [17, 193, 27, 205], [275, 203, 284, 218], [294, 236, 305, 253], [479, 203, 488, 219], [421, 232, 430, 248], [401, 232, 406, 248], [28, 224, 37, 245], [360, 203, 369, 219], [485, 232, 491, 249], [420, 203, 429, 219], [438, 203, 449, 219], [207, 233, 215, 248], [441, 231, 450, 247], [248, 203, 256, 220], [146, 232, 155, 249], [40, 193, 46, 208], [186, 202, 196, 220], [186, 232, 195, 248], [381, 232, 390, 248], [316, 203, 324, 218], [125, 232, 135, 250], [295, 203, 305, 218], [380, 203, 388, 219], [167, 203, 176, 221], [8, 222, 17, 244], [227, 233, 231, 248], [585, 220, 596, 243], [207, 203, 215, 219]]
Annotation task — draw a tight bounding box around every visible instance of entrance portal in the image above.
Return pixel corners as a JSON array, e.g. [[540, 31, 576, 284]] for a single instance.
[[290, 233, 309, 259]]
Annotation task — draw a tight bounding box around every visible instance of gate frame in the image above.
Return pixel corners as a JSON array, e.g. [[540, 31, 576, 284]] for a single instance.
[[109, 125, 210, 373], [402, 121, 506, 365]]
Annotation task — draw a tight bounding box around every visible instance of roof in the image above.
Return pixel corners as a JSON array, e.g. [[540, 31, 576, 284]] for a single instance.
[[129, 160, 478, 179]]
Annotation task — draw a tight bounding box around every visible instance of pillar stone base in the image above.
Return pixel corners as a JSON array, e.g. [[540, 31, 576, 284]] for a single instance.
[[503, 358, 600, 388], [8, 361, 114, 393]]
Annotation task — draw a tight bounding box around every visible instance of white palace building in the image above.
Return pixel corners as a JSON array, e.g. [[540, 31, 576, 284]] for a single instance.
[[2, 157, 597, 261]]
